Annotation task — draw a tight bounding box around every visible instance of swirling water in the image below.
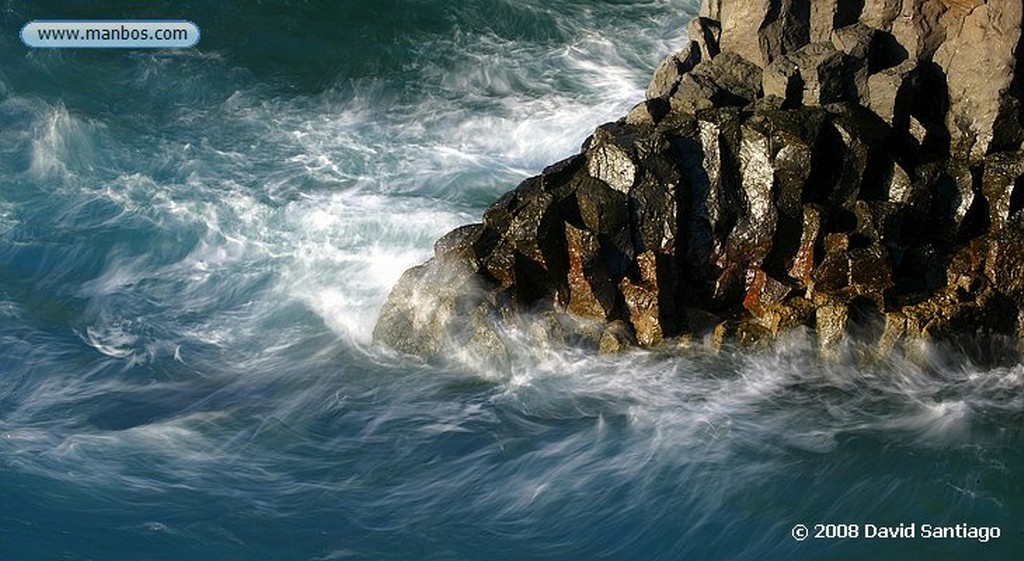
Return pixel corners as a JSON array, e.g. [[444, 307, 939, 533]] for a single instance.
[[0, 1, 1021, 559]]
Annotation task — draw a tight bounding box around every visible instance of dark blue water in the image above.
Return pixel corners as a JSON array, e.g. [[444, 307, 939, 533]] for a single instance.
[[1, 1, 1022, 560]]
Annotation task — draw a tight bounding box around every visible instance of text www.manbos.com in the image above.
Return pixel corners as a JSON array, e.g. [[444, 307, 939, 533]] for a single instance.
[[21, 20, 200, 48], [39, 26, 187, 41]]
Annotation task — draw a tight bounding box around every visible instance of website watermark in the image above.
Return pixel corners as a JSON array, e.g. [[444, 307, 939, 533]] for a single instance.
[[21, 20, 199, 49]]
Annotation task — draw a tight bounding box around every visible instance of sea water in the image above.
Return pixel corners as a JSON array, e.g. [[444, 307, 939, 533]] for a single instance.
[[0, 1, 1021, 559]]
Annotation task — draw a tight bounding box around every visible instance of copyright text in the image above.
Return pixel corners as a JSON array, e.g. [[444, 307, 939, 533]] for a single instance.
[[791, 523, 1001, 543]]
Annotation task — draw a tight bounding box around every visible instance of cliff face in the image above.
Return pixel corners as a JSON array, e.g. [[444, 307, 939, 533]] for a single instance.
[[651, 0, 1022, 159], [374, 0, 1024, 362]]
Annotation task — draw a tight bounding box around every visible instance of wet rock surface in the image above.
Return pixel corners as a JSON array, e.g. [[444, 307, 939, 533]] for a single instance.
[[375, 0, 1024, 362]]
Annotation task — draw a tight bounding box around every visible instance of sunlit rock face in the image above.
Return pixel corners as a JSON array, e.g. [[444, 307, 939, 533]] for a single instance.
[[375, 0, 1024, 361]]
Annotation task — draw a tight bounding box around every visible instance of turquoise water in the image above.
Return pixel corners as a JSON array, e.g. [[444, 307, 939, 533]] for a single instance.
[[1, 1, 1022, 559]]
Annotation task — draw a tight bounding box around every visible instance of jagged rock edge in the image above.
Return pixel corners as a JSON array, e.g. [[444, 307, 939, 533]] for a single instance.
[[373, 0, 1024, 366]]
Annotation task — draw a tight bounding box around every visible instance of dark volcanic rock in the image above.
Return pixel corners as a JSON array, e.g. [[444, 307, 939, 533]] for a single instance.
[[374, 0, 1024, 361], [669, 52, 763, 115], [763, 43, 856, 107]]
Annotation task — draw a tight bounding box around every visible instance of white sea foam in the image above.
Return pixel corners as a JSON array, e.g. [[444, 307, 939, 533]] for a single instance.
[[0, 300, 19, 319], [0, 202, 16, 234], [2, 6, 1020, 555], [278, 192, 472, 345], [10, 0, 688, 361], [82, 323, 138, 359], [28, 104, 102, 181], [2, 406, 235, 488]]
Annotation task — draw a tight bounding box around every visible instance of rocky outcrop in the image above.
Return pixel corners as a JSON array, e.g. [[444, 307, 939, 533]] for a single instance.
[[374, 0, 1024, 362]]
